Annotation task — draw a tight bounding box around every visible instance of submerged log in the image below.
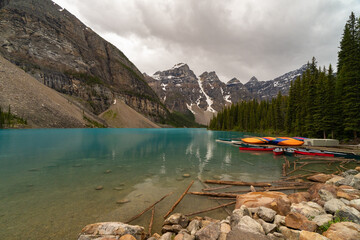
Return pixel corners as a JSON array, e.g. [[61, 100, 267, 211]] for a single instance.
[[185, 201, 236, 217], [127, 192, 172, 223], [148, 207, 155, 236], [188, 191, 237, 198], [204, 180, 271, 187], [202, 185, 232, 191], [164, 180, 194, 218], [264, 185, 312, 191]]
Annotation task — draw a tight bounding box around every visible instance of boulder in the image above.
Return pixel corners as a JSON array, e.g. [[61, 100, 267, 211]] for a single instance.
[[161, 224, 183, 234], [257, 219, 277, 234], [308, 183, 338, 204], [174, 232, 194, 240], [356, 166, 360, 172], [220, 222, 231, 234], [78, 222, 144, 240], [336, 173, 360, 189], [335, 206, 360, 224], [318, 189, 335, 202], [307, 174, 332, 183], [235, 192, 291, 216], [350, 199, 360, 209], [325, 176, 345, 185], [238, 216, 265, 234], [230, 206, 251, 228], [279, 226, 300, 240], [119, 234, 136, 240], [227, 226, 268, 240], [312, 214, 333, 227], [337, 190, 359, 200], [186, 219, 200, 235], [274, 215, 286, 227], [288, 192, 311, 204], [299, 231, 329, 240], [159, 232, 174, 240], [194, 222, 220, 240], [257, 206, 277, 222], [291, 201, 326, 218], [324, 199, 346, 214], [164, 213, 189, 228], [322, 222, 360, 240], [285, 212, 317, 232], [341, 169, 359, 177], [267, 232, 285, 240]]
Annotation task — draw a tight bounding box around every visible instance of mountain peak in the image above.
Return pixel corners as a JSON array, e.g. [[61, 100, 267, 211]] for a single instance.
[[227, 78, 241, 85], [171, 63, 188, 70], [249, 76, 258, 82], [199, 71, 220, 82]]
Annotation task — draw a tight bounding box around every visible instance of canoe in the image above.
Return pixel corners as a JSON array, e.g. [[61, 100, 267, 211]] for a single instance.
[[294, 149, 334, 157], [273, 148, 284, 155], [239, 146, 275, 151], [241, 137, 269, 144], [284, 148, 295, 156]]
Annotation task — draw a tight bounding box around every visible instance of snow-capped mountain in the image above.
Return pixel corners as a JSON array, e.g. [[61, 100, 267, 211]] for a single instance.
[[145, 63, 307, 125], [245, 64, 307, 99]]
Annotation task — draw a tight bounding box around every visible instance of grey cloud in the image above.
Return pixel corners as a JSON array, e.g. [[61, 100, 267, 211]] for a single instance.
[[53, 0, 360, 82]]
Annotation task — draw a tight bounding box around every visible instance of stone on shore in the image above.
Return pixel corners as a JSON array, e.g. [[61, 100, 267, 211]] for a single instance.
[[257, 206, 277, 222], [274, 215, 285, 227], [227, 226, 268, 240], [290, 201, 326, 218], [159, 232, 174, 240], [119, 234, 137, 240], [164, 213, 189, 228], [312, 214, 333, 227], [324, 198, 346, 214], [288, 192, 311, 204], [258, 219, 277, 234], [237, 215, 265, 234], [285, 212, 317, 232], [279, 226, 300, 240], [194, 221, 220, 240], [187, 219, 200, 235], [307, 174, 332, 183], [325, 176, 345, 185], [308, 183, 338, 206], [318, 189, 335, 202], [322, 222, 360, 240], [299, 230, 329, 240], [335, 206, 360, 224], [235, 192, 291, 216], [78, 222, 144, 240], [230, 206, 251, 228]]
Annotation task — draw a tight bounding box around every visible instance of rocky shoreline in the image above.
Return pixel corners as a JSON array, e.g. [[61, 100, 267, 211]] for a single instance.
[[78, 167, 360, 240]]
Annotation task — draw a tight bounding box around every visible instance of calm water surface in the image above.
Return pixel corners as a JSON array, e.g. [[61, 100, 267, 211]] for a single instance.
[[0, 128, 284, 239]]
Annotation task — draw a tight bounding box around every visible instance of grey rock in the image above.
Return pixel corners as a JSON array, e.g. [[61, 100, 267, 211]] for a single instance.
[[159, 232, 174, 240], [164, 213, 189, 228], [340, 198, 350, 205], [326, 176, 345, 185], [312, 214, 333, 227], [187, 219, 200, 235], [274, 215, 285, 227], [194, 222, 220, 240], [220, 222, 231, 234], [324, 199, 346, 214], [279, 226, 300, 240], [226, 226, 268, 240], [336, 173, 360, 189], [78, 222, 144, 240], [341, 169, 359, 177], [290, 201, 326, 218], [257, 219, 277, 234], [238, 216, 265, 235], [267, 233, 285, 240], [230, 206, 251, 228], [335, 206, 360, 224], [350, 199, 360, 208], [318, 189, 335, 202], [258, 207, 277, 222]]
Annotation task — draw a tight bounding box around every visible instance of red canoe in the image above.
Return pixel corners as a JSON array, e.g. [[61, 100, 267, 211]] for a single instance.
[[239, 147, 275, 151]]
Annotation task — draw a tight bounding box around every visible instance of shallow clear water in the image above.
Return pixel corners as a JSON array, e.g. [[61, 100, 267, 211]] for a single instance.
[[0, 128, 284, 239]]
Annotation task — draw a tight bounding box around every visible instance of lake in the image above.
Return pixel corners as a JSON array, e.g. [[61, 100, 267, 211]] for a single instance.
[[0, 128, 284, 239]]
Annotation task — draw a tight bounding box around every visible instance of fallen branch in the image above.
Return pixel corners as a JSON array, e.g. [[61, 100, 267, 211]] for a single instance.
[[204, 180, 271, 187], [185, 201, 236, 217], [126, 192, 172, 223], [264, 185, 312, 191], [188, 191, 237, 198], [286, 163, 309, 176], [148, 207, 155, 236], [202, 185, 232, 191], [164, 180, 194, 218], [282, 163, 286, 177]]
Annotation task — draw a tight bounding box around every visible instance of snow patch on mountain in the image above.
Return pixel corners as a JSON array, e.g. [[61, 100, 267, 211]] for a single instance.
[[198, 78, 216, 113]]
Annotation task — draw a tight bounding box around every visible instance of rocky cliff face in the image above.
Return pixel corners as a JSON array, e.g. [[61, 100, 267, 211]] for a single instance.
[[244, 65, 307, 99], [0, 0, 168, 122]]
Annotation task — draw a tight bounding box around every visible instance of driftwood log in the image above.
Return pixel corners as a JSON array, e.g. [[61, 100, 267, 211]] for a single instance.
[[188, 191, 237, 198], [204, 180, 271, 187], [185, 201, 236, 217], [164, 180, 194, 218]]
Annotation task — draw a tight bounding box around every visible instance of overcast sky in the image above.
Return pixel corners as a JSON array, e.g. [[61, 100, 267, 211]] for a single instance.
[[53, 0, 360, 83]]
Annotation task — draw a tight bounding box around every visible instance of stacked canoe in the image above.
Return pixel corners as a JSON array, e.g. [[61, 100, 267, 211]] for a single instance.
[[241, 137, 305, 146]]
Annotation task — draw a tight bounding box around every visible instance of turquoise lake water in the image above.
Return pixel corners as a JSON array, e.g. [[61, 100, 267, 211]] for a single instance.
[[0, 128, 284, 239]]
